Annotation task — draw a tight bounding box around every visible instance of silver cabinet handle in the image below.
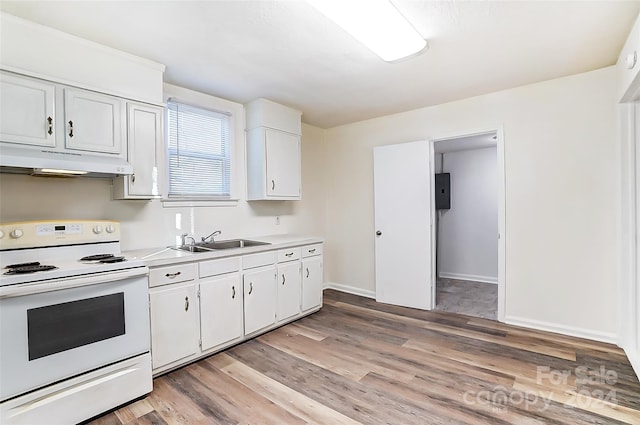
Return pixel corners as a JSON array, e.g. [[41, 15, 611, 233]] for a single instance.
[[271, 180, 275, 190], [308, 248, 316, 253], [248, 282, 253, 295], [165, 271, 181, 278], [306, 268, 309, 278], [131, 173, 136, 184], [232, 285, 236, 299], [285, 252, 293, 257], [47, 116, 53, 135], [68, 120, 74, 138], [184, 296, 189, 311], [282, 274, 286, 285]]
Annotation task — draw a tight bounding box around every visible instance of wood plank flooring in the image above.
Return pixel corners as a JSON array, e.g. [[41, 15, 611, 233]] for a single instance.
[[88, 290, 640, 425]]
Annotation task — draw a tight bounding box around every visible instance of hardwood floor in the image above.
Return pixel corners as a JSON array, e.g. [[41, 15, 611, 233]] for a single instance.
[[89, 290, 640, 425]]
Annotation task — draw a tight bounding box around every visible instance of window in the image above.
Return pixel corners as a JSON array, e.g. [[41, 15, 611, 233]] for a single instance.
[[166, 101, 232, 199]]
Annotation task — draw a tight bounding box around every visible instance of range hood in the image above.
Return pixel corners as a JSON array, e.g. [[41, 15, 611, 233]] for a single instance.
[[0, 145, 132, 177]]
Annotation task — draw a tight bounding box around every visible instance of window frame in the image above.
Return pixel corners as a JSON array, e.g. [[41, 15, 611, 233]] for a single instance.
[[162, 97, 238, 205]]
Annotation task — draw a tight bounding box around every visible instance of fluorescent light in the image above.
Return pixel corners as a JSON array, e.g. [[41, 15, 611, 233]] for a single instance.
[[32, 168, 89, 176], [307, 0, 427, 62]]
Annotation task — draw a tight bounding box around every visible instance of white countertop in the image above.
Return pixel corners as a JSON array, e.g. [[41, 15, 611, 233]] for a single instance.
[[124, 234, 323, 268]]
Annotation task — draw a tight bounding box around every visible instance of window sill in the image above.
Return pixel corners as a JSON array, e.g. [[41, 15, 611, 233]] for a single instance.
[[161, 199, 239, 208]]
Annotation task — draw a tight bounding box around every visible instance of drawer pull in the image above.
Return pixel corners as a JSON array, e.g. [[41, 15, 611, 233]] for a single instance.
[[308, 248, 316, 253], [285, 252, 294, 257], [282, 274, 286, 285], [306, 268, 309, 278], [232, 285, 236, 299], [184, 296, 189, 311], [272, 180, 275, 190], [248, 282, 253, 295], [165, 271, 182, 278]]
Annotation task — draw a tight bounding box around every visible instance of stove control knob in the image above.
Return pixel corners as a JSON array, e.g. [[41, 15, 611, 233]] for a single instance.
[[93, 225, 103, 234], [10, 229, 23, 239], [106, 225, 116, 234]]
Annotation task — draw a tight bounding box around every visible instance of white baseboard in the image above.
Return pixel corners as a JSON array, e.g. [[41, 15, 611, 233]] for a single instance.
[[323, 282, 375, 299], [623, 346, 640, 381], [504, 315, 618, 344], [439, 272, 497, 284]]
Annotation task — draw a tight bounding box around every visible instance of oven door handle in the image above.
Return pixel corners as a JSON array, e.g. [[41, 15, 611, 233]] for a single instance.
[[0, 267, 149, 299]]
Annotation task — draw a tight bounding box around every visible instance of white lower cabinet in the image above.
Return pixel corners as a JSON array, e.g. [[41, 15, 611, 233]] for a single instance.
[[243, 265, 277, 335], [302, 256, 323, 311], [199, 273, 243, 351], [148, 242, 322, 375], [149, 281, 199, 370], [277, 261, 302, 322]]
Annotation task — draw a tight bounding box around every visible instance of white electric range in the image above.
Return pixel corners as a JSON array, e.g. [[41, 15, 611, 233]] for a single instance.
[[0, 220, 152, 425]]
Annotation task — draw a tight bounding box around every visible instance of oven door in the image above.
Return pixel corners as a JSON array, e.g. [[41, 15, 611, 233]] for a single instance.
[[0, 267, 149, 402]]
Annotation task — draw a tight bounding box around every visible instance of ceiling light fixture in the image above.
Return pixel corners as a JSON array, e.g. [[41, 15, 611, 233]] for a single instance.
[[307, 0, 427, 62]]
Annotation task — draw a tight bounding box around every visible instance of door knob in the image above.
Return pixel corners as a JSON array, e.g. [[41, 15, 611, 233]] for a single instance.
[[376, 230, 382, 236]]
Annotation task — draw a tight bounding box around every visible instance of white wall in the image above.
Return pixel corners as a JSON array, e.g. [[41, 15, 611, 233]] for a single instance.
[[324, 66, 619, 342], [438, 147, 498, 284]]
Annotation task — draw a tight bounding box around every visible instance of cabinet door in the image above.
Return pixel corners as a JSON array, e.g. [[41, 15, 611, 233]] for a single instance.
[[125, 102, 162, 197], [277, 261, 302, 322], [200, 273, 243, 351], [64, 88, 124, 154], [302, 256, 323, 311], [0, 72, 56, 147], [265, 129, 301, 197], [149, 282, 198, 369], [243, 266, 277, 335]]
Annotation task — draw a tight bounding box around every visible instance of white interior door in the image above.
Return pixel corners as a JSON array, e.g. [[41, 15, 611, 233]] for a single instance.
[[374, 140, 433, 310]]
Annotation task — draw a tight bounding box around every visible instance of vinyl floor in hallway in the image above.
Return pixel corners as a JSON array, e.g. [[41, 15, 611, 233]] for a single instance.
[[435, 278, 498, 320], [89, 290, 640, 425]]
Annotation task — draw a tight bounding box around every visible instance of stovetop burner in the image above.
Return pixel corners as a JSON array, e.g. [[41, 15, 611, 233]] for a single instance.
[[3, 264, 58, 275], [100, 256, 126, 264], [80, 254, 115, 261], [79, 254, 126, 264]]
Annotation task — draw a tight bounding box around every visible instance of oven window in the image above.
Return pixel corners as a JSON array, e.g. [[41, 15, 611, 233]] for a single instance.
[[27, 293, 125, 361]]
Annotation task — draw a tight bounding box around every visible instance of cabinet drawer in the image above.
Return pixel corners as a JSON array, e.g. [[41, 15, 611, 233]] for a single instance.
[[278, 247, 301, 263], [199, 257, 241, 278], [301, 244, 323, 258], [243, 251, 277, 270], [149, 263, 198, 288]]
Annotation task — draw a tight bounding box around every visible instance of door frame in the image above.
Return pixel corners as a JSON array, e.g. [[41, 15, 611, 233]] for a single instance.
[[428, 125, 506, 321]]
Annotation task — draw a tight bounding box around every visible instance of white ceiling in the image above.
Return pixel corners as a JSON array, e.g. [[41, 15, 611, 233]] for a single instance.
[[434, 132, 496, 154], [2, 1, 638, 128]]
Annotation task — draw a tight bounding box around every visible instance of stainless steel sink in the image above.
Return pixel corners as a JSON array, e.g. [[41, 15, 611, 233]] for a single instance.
[[170, 239, 270, 253], [171, 245, 216, 253], [198, 239, 270, 250]]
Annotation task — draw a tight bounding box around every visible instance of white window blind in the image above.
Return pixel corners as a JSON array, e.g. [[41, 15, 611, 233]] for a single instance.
[[166, 101, 231, 199]]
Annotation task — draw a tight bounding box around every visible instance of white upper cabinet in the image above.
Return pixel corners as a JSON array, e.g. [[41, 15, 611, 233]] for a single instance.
[[245, 98, 302, 200], [64, 88, 125, 155], [0, 72, 56, 148], [113, 102, 163, 199]]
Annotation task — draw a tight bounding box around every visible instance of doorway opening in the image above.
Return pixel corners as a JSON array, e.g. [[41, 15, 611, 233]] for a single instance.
[[430, 129, 505, 321]]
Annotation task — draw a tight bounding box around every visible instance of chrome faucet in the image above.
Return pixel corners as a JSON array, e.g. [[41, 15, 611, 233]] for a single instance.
[[201, 230, 222, 243], [180, 233, 196, 247]]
